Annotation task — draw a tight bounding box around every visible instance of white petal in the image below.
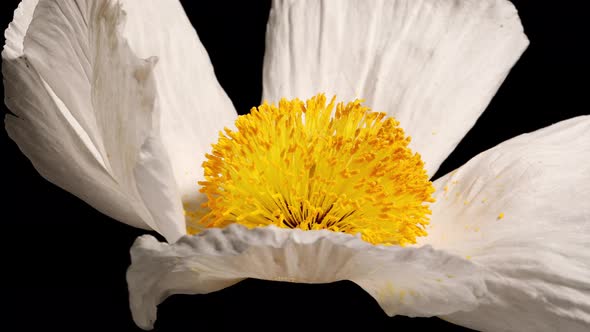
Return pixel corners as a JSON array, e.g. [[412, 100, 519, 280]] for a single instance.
[[117, 0, 238, 210], [4, 0, 184, 241], [423, 116, 590, 331], [3, 0, 38, 59], [4, 0, 142, 227], [134, 134, 186, 242], [127, 225, 486, 330], [263, 0, 528, 176]]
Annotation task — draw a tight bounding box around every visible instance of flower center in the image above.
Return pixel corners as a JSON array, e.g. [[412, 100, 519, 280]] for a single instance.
[[194, 94, 434, 245]]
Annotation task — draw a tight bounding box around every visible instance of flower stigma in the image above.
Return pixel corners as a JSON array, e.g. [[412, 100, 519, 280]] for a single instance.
[[194, 94, 435, 246]]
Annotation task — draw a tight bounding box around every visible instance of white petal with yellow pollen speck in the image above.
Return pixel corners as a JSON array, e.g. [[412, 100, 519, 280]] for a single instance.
[[127, 224, 487, 330], [3, 0, 185, 241], [262, 0, 528, 177], [422, 116, 590, 331]]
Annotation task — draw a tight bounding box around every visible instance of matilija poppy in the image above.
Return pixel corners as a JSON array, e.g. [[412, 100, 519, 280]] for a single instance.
[[3, 0, 589, 331]]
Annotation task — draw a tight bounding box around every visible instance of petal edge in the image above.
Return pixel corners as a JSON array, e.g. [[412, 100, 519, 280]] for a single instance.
[[127, 225, 487, 329]]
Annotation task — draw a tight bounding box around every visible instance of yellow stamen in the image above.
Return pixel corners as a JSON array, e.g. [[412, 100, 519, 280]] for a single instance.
[[195, 94, 435, 246]]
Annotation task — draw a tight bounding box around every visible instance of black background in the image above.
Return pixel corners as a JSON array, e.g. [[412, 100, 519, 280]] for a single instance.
[[1, 1, 587, 331]]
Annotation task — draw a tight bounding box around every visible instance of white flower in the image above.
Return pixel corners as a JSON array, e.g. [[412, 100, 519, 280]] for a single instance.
[[3, 1, 589, 331]]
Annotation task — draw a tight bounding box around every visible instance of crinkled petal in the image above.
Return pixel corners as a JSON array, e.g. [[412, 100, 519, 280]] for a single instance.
[[4, 0, 141, 228], [127, 225, 487, 330], [117, 0, 238, 213], [3, 0, 184, 241], [262, 0, 528, 176], [423, 116, 590, 331]]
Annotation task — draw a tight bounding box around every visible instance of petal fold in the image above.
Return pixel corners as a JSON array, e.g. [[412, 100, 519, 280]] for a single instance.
[[263, 0, 529, 176], [3, 0, 184, 241], [425, 116, 590, 331], [116, 0, 238, 210], [127, 225, 486, 330]]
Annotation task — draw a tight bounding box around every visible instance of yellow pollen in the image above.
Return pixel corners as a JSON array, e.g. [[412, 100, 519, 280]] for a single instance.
[[195, 94, 435, 246]]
